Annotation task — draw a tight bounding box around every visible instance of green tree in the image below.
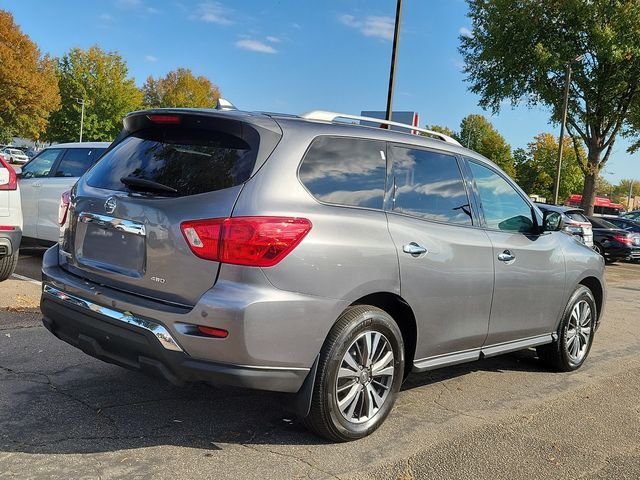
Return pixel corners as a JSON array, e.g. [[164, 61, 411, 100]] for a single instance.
[[0, 10, 60, 142], [142, 68, 220, 108], [425, 124, 456, 138], [459, 114, 515, 177], [514, 133, 584, 201], [45, 46, 143, 142], [460, 0, 640, 215]]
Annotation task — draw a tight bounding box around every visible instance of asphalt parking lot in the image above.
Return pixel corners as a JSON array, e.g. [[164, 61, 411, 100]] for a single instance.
[[1, 251, 640, 480]]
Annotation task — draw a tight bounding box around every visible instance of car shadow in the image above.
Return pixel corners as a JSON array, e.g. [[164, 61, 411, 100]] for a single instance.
[[1, 346, 548, 454]]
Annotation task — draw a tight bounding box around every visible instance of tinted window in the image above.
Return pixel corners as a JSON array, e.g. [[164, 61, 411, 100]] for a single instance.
[[85, 127, 256, 197], [54, 148, 106, 177], [21, 148, 64, 178], [390, 146, 472, 224], [588, 217, 618, 229], [566, 212, 589, 223], [469, 161, 534, 233], [299, 136, 386, 208]]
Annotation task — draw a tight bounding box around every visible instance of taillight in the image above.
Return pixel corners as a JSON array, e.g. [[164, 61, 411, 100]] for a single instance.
[[181, 216, 312, 267], [613, 234, 633, 245], [58, 190, 71, 226], [0, 157, 17, 191]]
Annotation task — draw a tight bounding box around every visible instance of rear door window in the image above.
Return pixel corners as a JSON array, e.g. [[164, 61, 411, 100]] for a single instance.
[[54, 148, 106, 177], [389, 146, 472, 225], [85, 127, 256, 197], [298, 136, 386, 209]]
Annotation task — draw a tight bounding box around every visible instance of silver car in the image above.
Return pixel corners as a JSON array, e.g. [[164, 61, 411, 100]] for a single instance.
[[41, 108, 605, 441]]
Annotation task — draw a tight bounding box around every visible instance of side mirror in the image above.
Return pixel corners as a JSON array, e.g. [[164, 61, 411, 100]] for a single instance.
[[13, 166, 22, 176], [543, 211, 564, 232]]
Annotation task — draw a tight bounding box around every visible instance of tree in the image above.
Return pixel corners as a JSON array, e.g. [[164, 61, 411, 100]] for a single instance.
[[459, 114, 515, 177], [0, 10, 59, 142], [514, 133, 584, 201], [426, 124, 456, 138], [45, 46, 143, 142], [460, 0, 640, 215], [142, 68, 220, 108]]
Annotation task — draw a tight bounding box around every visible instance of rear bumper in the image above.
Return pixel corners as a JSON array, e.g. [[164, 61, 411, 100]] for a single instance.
[[0, 228, 21, 256], [41, 287, 310, 392], [41, 244, 347, 393]]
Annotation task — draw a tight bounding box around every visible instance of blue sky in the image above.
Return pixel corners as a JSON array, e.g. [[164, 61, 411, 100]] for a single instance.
[[3, 0, 638, 182]]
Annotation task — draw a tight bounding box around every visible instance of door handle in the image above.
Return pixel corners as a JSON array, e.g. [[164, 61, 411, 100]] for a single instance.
[[32, 182, 41, 187], [403, 242, 428, 256], [497, 250, 515, 262]]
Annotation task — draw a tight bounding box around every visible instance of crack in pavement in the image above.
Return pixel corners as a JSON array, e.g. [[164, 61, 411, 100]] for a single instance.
[[0, 363, 120, 436]]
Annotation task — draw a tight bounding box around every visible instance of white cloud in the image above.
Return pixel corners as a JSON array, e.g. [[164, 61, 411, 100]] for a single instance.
[[194, 2, 234, 25], [99, 13, 114, 22], [339, 14, 394, 41], [235, 39, 277, 54], [266, 36, 281, 43], [459, 26, 473, 38], [144, 55, 158, 62], [146, 6, 160, 14]]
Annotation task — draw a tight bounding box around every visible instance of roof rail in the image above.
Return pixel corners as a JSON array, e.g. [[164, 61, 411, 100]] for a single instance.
[[300, 110, 462, 146]]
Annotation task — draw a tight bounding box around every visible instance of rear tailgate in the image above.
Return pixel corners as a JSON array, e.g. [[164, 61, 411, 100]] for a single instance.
[[60, 110, 282, 306]]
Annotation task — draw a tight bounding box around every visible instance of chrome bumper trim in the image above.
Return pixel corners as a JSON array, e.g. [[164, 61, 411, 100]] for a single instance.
[[78, 212, 146, 236], [43, 284, 183, 352]]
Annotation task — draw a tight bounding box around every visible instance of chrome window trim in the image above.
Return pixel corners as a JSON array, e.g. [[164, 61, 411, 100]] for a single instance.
[[43, 284, 183, 352], [78, 212, 146, 236]]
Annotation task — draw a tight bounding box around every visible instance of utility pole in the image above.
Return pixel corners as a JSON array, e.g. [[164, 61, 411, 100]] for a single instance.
[[385, 0, 403, 122], [553, 55, 583, 205], [76, 97, 87, 142], [629, 180, 635, 211]]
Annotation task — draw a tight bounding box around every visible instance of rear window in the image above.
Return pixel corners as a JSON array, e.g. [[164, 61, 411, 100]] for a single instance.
[[566, 212, 588, 223], [589, 217, 617, 229], [85, 127, 255, 196]]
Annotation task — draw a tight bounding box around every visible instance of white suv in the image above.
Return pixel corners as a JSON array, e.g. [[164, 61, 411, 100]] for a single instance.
[[19, 142, 109, 243], [0, 156, 22, 281]]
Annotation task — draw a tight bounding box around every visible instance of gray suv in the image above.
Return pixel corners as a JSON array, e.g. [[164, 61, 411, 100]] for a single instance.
[[41, 108, 605, 441]]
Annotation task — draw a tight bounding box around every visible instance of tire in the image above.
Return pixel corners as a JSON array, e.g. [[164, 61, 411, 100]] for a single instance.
[[593, 243, 604, 257], [301, 305, 405, 442], [537, 285, 596, 372], [0, 250, 19, 282]]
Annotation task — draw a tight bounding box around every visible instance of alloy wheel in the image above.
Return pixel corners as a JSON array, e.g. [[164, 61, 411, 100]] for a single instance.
[[335, 331, 395, 424], [565, 300, 592, 363]]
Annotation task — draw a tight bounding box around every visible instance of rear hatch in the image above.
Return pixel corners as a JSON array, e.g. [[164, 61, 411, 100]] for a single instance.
[[565, 210, 593, 247], [60, 110, 282, 306]]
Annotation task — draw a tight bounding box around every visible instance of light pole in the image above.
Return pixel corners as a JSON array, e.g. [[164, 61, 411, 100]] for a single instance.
[[76, 97, 87, 142], [629, 180, 635, 211], [385, 0, 403, 122], [553, 55, 583, 205]]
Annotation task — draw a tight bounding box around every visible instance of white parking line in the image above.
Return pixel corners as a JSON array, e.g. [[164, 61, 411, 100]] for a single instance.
[[10, 273, 42, 286]]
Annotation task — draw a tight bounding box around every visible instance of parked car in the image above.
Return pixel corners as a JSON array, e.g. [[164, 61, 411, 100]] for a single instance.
[[535, 203, 594, 247], [1, 147, 29, 164], [18, 142, 109, 244], [41, 108, 605, 441], [0, 155, 22, 281], [588, 216, 640, 262]]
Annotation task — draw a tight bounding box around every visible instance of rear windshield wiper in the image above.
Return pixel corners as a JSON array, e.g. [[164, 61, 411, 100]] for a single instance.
[[120, 176, 179, 195]]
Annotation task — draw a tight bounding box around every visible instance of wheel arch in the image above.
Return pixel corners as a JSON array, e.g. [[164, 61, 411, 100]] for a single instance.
[[578, 276, 604, 327], [350, 291, 417, 379]]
